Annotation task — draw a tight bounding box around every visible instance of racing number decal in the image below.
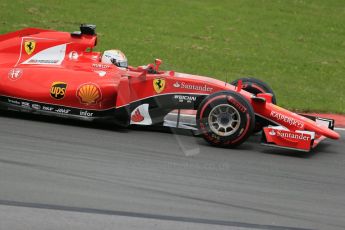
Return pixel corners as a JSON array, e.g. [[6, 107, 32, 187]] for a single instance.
[[153, 78, 166, 94], [50, 82, 67, 100]]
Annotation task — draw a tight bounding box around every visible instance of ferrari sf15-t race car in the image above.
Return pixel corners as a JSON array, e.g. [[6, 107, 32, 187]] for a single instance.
[[0, 24, 340, 152]]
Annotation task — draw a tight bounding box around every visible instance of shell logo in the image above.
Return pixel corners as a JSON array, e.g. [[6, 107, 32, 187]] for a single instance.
[[77, 83, 102, 105]]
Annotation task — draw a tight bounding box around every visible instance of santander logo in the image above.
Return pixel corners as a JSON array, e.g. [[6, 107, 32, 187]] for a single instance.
[[173, 81, 213, 92], [269, 130, 276, 136], [173, 82, 181, 88], [269, 129, 310, 141]]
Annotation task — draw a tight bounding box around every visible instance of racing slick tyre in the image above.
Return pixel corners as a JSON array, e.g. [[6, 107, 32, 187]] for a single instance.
[[196, 91, 255, 148], [231, 77, 276, 132]]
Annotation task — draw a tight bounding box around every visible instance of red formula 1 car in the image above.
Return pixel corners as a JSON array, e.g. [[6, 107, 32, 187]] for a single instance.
[[0, 24, 340, 152]]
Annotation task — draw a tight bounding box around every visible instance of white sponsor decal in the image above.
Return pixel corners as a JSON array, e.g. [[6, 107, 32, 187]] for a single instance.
[[92, 63, 111, 69], [22, 44, 67, 65], [42, 106, 54, 111], [173, 82, 213, 92], [8, 99, 21, 105], [26, 59, 59, 64], [173, 82, 181, 88], [130, 104, 152, 125], [68, 51, 79, 60], [94, 70, 107, 77], [55, 108, 71, 114], [21, 102, 30, 108], [174, 95, 197, 103], [270, 111, 304, 129], [32, 104, 41, 110], [91, 55, 99, 60], [269, 130, 276, 136], [8, 68, 23, 80], [80, 110, 93, 117], [269, 129, 310, 141]]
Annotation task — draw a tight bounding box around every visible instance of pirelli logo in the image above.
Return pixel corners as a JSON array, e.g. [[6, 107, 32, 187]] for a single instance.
[[50, 82, 67, 100]]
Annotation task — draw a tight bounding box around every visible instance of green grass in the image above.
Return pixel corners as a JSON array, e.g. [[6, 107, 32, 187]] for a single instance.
[[1, 0, 344, 113]]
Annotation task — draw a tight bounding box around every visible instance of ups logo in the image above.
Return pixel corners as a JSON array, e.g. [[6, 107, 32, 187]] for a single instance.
[[50, 82, 67, 100]]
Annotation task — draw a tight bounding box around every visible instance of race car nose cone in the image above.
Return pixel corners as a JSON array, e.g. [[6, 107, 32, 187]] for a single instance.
[[319, 127, 341, 140], [330, 130, 341, 140]]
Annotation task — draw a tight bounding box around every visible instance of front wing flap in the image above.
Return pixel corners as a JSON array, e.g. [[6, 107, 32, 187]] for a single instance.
[[261, 126, 329, 152], [298, 113, 335, 130]]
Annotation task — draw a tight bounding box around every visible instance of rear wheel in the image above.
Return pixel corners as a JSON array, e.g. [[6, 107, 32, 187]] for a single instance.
[[231, 77, 276, 104], [231, 77, 276, 132], [196, 91, 255, 148]]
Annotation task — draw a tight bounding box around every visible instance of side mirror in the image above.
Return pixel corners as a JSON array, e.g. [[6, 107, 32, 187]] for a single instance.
[[155, 59, 162, 71]]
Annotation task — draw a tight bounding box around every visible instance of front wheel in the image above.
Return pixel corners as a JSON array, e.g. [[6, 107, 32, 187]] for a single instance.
[[196, 91, 255, 148]]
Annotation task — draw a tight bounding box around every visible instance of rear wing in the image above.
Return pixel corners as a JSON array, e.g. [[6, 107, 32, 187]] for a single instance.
[[0, 28, 54, 42], [0, 25, 98, 57]]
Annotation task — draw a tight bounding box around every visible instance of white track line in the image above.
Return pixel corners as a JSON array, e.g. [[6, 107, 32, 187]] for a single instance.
[[335, 127, 345, 131]]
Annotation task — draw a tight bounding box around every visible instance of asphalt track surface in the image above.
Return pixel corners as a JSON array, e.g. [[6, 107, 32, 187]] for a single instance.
[[0, 111, 344, 230]]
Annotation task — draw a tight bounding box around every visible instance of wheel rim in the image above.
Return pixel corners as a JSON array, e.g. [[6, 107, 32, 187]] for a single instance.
[[208, 104, 241, 137]]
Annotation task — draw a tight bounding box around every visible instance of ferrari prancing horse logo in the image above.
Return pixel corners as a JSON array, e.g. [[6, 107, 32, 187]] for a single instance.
[[153, 78, 166, 94], [24, 40, 36, 55]]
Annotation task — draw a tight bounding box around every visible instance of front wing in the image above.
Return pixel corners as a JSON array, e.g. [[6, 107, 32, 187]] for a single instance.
[[163, 110, 338, 152]]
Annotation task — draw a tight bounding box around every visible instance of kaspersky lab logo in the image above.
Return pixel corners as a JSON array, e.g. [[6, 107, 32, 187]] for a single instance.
[[50, 82, 67, 100]]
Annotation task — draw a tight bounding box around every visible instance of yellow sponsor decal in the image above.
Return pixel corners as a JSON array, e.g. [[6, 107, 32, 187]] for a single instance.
[[24, 40, 36, 55], [50, 82, 67, 100], [77, 83, 101, 105]]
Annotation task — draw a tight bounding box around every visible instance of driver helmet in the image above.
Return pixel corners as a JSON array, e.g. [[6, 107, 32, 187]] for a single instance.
[[101, 49, 128, 68]]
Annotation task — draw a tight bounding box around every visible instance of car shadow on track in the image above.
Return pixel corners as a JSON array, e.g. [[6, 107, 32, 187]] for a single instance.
[[1, 110, 334, 158], [260, 142, 337, 159], [0, 110, 128, 133], [223, 132, 337, 158], [0, 110, 199, 138]]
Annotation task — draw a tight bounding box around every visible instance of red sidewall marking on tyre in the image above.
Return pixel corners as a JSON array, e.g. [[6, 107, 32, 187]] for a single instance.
[[199, 95, 227, 120], [227, 96, 247, 113], [231, 113, 251, 144]]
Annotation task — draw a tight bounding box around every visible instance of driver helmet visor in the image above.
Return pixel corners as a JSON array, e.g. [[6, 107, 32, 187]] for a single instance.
[[111, 59, 128, 68]]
